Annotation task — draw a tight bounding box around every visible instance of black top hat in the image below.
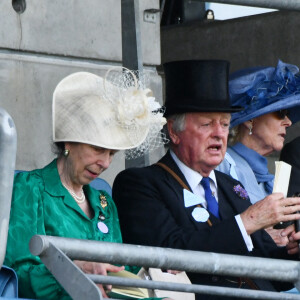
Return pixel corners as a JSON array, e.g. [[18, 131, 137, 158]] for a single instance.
[[163, 60, 243, 117]]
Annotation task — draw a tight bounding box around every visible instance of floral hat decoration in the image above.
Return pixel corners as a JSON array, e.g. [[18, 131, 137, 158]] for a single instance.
[[53, 67, 167, 159], [229, 60, 300, 128]]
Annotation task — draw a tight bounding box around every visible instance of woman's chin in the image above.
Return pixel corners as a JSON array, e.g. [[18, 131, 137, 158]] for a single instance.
[[275, 142, 285, 153]]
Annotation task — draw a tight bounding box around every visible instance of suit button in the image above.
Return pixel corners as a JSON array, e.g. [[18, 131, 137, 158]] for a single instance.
[[211, 276, 219, 282]]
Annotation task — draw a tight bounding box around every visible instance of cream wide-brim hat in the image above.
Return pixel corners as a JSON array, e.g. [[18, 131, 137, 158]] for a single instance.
[[52, 72, 151, 150]]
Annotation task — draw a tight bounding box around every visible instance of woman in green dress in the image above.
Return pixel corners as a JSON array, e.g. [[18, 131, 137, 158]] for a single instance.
[[4, 70, 167, 299]]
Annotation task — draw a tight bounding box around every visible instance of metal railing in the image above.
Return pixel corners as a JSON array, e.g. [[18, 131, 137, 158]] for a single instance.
[[30, 235, 300, 300], [198, 0, 300, 11], [0, 108, 17, 267]]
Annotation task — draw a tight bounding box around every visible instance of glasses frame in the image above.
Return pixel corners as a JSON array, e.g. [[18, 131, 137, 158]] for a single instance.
[[274, 109, 289, 120]]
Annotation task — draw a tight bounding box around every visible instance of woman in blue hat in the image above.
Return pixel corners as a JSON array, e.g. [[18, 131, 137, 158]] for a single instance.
[[218, 60, 300, 245]]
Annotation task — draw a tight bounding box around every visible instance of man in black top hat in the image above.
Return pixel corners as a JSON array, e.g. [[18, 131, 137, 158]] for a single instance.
[[113, 60, 300, 299]]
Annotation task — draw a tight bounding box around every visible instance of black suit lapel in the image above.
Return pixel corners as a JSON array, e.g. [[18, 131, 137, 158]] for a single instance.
[[216, 172, 276, 256], [159, 151, 193, 191], [217, 182, 237, 220], [159, 156, 251, 225], [216, 170, 252, 218], [159, 152, 217, 227]]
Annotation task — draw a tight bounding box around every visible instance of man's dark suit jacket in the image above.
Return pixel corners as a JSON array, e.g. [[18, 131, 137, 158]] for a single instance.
[[280, 136, 300, 197], [113, 151, 294, 299]]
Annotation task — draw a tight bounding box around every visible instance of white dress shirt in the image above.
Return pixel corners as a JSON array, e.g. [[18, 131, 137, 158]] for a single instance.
[[170, 150, 253, 251]]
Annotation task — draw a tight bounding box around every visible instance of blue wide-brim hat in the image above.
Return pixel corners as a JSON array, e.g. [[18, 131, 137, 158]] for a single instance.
[[230, 60, 300, 128]]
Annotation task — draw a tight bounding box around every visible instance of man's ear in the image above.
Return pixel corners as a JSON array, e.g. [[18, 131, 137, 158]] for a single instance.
[[167, 120, 180, 145]]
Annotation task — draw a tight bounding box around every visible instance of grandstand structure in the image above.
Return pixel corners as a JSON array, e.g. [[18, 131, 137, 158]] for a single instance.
[[1, 1, 300, 299]]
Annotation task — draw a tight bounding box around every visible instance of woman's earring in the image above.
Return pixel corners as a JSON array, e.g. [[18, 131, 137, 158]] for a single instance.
[[249, 125, 252, 136], [248, 119, 253, 135], [63, 149, 70, 157]]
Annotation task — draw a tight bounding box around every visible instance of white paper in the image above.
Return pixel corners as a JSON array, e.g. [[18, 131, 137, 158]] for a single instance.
[[272, 161, 292, 197]]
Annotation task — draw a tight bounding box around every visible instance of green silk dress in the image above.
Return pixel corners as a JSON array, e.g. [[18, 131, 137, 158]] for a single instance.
[[4, 159, 159, 300]]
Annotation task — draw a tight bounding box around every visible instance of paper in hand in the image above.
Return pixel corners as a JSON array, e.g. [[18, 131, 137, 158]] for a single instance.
[[272, 161, 291, 197], [273, 161, 292, 229]]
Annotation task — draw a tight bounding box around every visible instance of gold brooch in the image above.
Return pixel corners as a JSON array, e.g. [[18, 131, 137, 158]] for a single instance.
[[100, 194, 107, 209]]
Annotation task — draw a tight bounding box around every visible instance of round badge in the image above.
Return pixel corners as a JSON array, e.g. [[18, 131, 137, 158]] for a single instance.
[[97, 221, 109, 233], [192, 207, 209, 222]]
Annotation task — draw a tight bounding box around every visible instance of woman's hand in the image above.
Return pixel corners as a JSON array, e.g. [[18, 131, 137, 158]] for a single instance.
[[284, 230, 300, 255], [278, 224, 300, 255], [265, 226, 291, 246], [74, 260, 124, 298]]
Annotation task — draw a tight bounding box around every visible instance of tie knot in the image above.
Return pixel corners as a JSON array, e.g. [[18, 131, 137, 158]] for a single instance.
[[201, 177, 210, 189]]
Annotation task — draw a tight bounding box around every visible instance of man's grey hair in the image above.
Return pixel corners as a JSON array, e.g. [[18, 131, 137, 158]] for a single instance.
[[167, 113, 186, 133]]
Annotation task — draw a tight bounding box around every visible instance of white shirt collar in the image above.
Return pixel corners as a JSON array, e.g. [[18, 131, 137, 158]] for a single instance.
[[170, 150, 217, 191]]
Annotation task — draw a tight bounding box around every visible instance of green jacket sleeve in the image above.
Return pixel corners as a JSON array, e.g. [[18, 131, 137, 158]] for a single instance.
[[4, 171, 71, 299]]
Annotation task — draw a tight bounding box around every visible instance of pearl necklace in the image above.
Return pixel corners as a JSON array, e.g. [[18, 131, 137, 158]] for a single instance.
[[62, 182, 86, 204]]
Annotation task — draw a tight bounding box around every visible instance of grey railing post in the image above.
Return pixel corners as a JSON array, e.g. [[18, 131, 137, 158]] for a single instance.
[[0, 108, 17, 267], [37, 241, 103, 300]]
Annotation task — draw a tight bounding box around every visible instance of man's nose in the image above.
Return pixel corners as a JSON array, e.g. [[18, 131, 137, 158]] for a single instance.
[[212, 123, 227, 137]]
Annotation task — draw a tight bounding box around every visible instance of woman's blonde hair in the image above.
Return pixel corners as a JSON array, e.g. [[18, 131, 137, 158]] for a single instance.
[[228, 125, 243, 146]]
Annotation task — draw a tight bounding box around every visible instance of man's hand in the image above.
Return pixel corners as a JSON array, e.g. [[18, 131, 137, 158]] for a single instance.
[[240, 193, 300, 235], [286, 230, 300, 255], [74, 260, 124, 298]]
